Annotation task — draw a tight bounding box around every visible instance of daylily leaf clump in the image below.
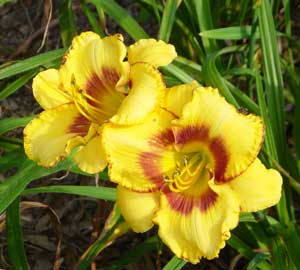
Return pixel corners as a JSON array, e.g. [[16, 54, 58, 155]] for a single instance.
[[24, 32, 282, 264]]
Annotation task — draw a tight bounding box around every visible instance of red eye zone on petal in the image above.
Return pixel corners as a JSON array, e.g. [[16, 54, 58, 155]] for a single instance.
[[68, 114, 90, 136], [149, 129, 175, 148], [174, 125, 229, 182], [162, 185, 218, 215], [139, 152, 164, 187]]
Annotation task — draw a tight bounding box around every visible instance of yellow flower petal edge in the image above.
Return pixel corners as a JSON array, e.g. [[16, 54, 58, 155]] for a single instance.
[[103, 82, 282, 264], [74, 134, 107, 174], [229, 158, 282, 212], [24, 103, 90, 167], [173, 87, 264, 182], [128, 38, 177, 67], [117, 186, 160, 232], [163, 81, 199, 117], [26, 31, 176, 173], [103, 109, 177, 192], [153, 182, 240, 263], [111, 63, 165, 125], [32, 69, 72, 110]]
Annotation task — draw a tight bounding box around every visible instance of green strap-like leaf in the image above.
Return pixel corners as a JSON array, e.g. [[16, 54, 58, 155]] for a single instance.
[[0, 158, 74, 214], [158, 0, 178, 42], [0, 49, 65, 80], [23, 185, 116, 201], [6, 197, 29, 270], [162, 256, 186, 270], [89, 0, 148, 41], [0, 116, 34, 135], [0, 70, 37, 101]]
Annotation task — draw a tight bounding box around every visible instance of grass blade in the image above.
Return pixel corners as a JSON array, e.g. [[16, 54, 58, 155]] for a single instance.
[[193, 0, 219, 54], [77, 205, 124, 269], [110, 236, 158, 270], [200, 26, 257, 40], [6, 197, 29, 270], [158, 0, 178, 42], [0, 70, 37, 101], [0, 49, 65, 80], [162, 256, 186, 270], [59, 0, 77, 47], [0, 149, 26, 173], [89, 0, 148, 41], [23, 185, 116, 201], [162, 63, 195, 83], [79, 0, 105, 37], [0, 158, 74, 214], [0, 116, 34, 135], [257, 0, 285, 160]]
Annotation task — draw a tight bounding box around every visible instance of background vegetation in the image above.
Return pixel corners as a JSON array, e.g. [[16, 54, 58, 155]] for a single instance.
[[0, 0, 300, 269]]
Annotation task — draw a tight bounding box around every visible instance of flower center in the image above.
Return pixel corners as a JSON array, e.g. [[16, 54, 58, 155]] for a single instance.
[[71, 75, 125, 124], [164, 153, 207, 193]]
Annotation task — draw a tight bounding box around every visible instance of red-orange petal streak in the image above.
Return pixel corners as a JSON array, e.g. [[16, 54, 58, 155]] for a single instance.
[[162, 185, 218, 215], [174, 125, 229, 182], [68, 114, 90, 136], [139, 152, 164, 187], [149, 128, 174, 148]]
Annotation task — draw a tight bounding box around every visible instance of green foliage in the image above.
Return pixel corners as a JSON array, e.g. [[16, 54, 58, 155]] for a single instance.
[[1, 0, 300, 269]]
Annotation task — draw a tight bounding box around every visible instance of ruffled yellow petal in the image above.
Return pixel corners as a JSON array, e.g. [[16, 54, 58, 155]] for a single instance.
[[111, 63, 165, 125], [32, 69, 72, 110], [117, 186, 160, 232], [173, 87, 264, 182], [153, 182, 239, 263], [67, 31, 100, 53], [64, 33, 128, 90], [60, 31, 101, 90], [103, 110, 177, 192], [229, 159, 282, 212], [24, 103, 90, 167], [62, 33, 129, 124], [163, 81, 199, 117], [128, 39, 177, 67], [74, 134, 107, 174]]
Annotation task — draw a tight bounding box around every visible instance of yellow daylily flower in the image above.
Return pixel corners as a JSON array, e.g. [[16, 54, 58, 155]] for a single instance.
[[24, 32, 177, 173], [102, 83, 282, 263]]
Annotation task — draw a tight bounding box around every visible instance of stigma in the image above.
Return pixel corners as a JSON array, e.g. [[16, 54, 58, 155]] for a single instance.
[[164, 153, 206, 193]]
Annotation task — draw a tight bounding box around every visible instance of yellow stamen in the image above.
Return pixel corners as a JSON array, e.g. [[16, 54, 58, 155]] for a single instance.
[[169, 156, 205, 193]]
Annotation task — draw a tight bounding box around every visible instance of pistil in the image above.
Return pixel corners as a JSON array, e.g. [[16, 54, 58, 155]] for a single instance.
[[164, 153, 206, 193]]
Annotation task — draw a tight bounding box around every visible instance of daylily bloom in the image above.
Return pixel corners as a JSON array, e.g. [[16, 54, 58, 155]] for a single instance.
[[102, 82, 282, 263], [24, 32, 177, 173]]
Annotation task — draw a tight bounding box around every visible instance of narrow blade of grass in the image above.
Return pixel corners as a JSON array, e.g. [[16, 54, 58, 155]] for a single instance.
[[77, 205, 124, 269], [271, 237, 287, 270], [0, 70, 37, 101], [193, 0, 219, 54], [162, 63, 195, 83], [0, 149, 26, 173], [200, 25, 258, 40], [158, 0, 178, 42], [79, 0, 105, 37], [110, 236, 158, 270], [23, 185, 116, 201], [59, 0, 77, 47], [0, 158, 74, 214], [0, 49, 65, 80], [282, 224, 300, 269], [6, 197, 29, 270], [246, 252, 270, 270], [0, 116, 34, 135], [257, 0, 285, 161], [162, 256, 186, 270], [89, 0, 148, 41], [0, 136, 23, 151]]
